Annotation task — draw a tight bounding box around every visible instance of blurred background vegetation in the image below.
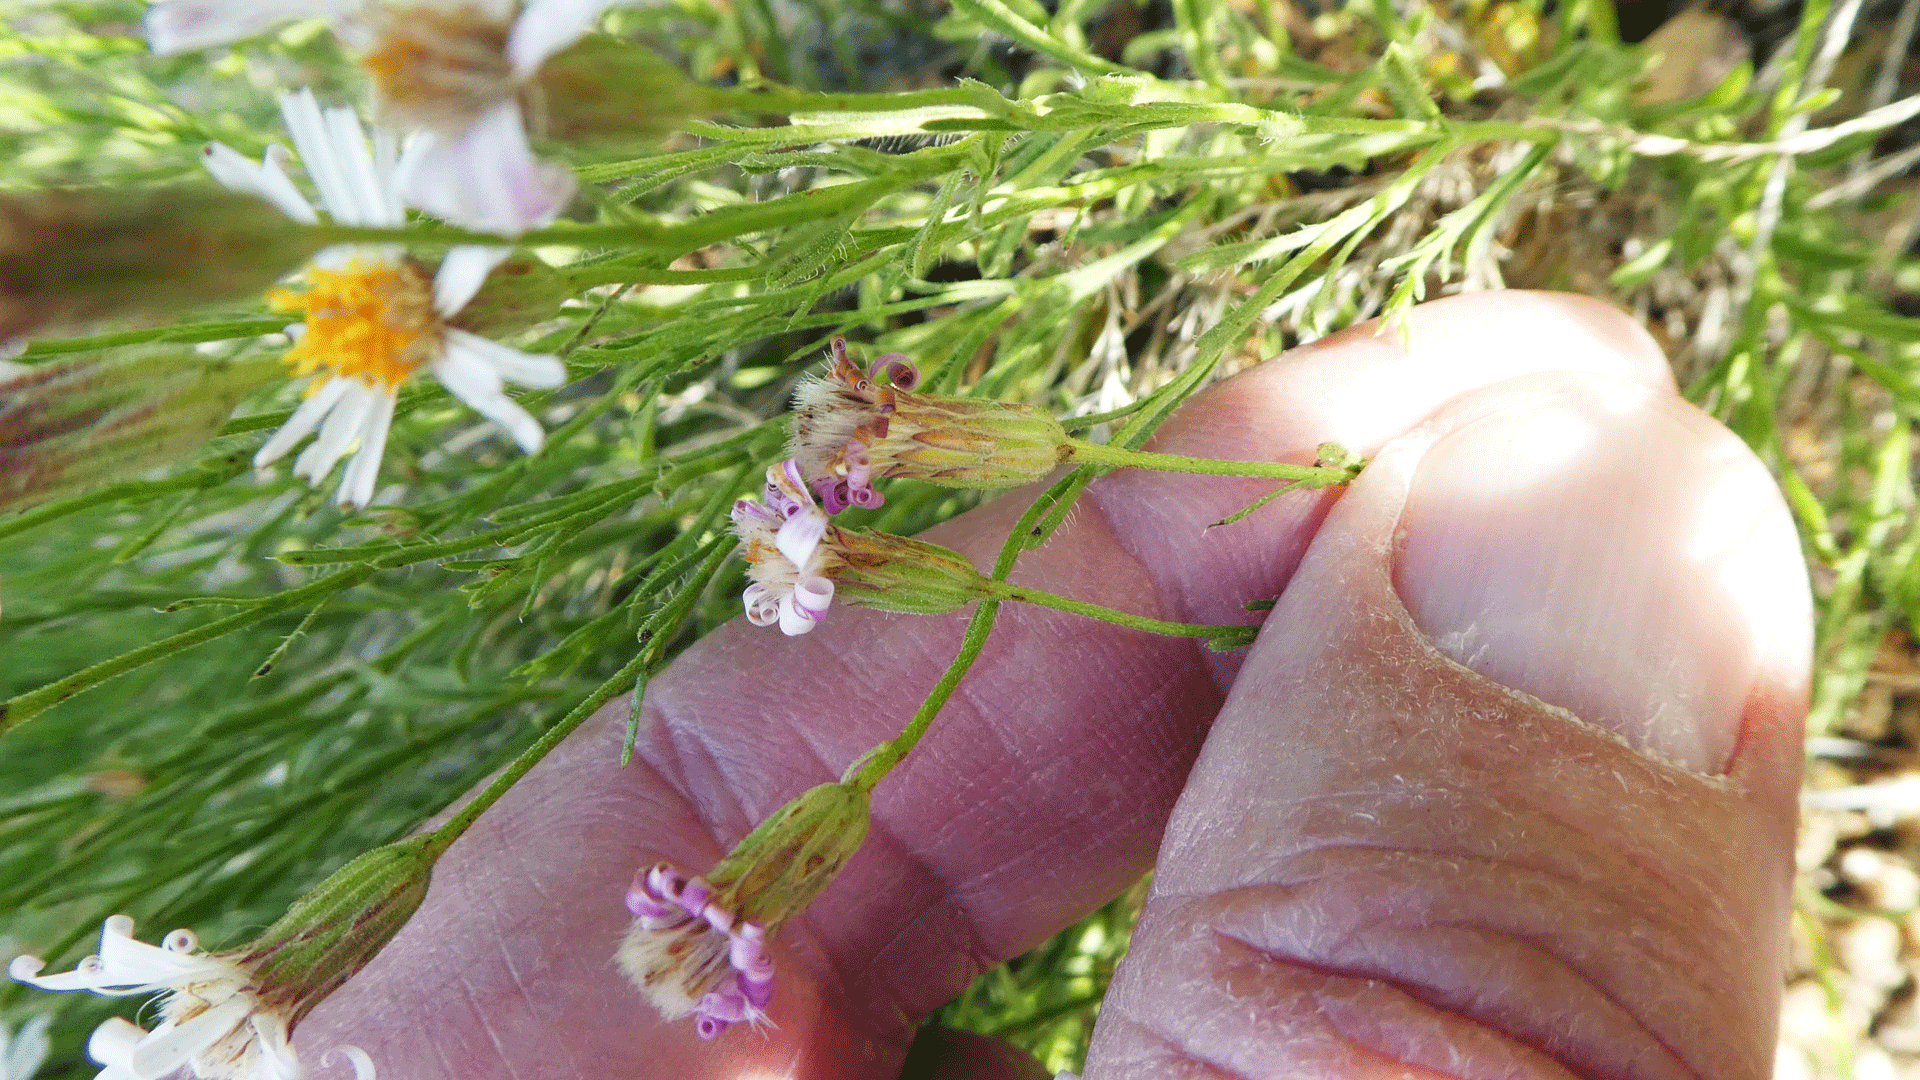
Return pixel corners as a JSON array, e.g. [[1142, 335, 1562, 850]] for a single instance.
[[4, 0, 1920, 1075]]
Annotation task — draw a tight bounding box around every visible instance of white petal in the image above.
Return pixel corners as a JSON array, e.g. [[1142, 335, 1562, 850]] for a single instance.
[[95, 931, 221, 990], [86, 1018, 145, 1077], [320, 1045, 377, 1080], [429, 347, 504, 402], [335, 393, 396, 509], [200, 143, 318, 224], [294, 382, 377, 483], [9, 954, 101, 992], [145, 0, 347, 54], [255, 376, 349, 467], [258, 145, 321, 225], [322, 105, 401, 228], [506, 0, 617, 76], [792, 575, 834, 619], [129, 996, 252, 1078], [246, 1010, 302, 1080], [279, 90, 358, 226], [742, 585, 780, 626], [430, 354, 545, 453], [777, 585, 831, 636], [774, 508, 827, 570], [432, 247, 511, 317], [371, 127, 401, 220], [394, 101, 574, 236], [443, 328, 566, 387]]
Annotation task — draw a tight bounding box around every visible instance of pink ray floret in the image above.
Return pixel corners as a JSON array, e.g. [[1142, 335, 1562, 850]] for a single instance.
[[625, 865, 774, 1039]]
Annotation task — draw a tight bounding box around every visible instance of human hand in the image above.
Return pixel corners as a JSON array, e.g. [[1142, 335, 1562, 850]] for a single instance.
[[297, 291, 1809, 1080]]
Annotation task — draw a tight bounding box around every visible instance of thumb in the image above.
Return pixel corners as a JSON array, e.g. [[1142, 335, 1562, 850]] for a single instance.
[[1084, 371, 1811, 1079]]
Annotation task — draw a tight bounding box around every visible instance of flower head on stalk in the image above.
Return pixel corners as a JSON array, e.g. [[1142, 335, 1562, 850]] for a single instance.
[[205, 89, 566, 509], [618, 781, 870, 1040], [789, 338, 1071, 512], [11, 917, 308, 1080], [730, 459, 992, 635], [145, 0, 608, 235], [8, 839, 431, 1080]]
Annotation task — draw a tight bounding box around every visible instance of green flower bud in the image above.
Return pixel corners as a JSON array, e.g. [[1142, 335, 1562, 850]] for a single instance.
[[0, 187, 318, 345], [0, 350, 280, 514], [232, 835, 437, 1027]]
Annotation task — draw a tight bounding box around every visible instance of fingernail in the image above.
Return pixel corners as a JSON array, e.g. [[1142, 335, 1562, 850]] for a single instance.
[[1392, 376, 1808, 773]]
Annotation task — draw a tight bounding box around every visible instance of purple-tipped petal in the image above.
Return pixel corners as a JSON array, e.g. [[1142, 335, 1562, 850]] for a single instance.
[[870, 353, 919, 389], [763, 460, 814, 519], [848, 483, 884, 510], [773, 509, 828, 571], [743, 586, 781, 627], [731, 499, 778, 529], [790, 577, 834, 623], [625, 870, 676, 921], [698, 988, 749, 1024], [741, 974, 773, 1010], [677, 879, 711, 919], [776, 597, 820, 637], [817, 481, 852, 516]]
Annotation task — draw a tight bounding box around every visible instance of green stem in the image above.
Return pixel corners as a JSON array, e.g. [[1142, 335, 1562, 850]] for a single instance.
[[847, 597, 1000, 795], [847, 475, 1084, 793], [979, 580, 1254, 643], [422, 649, 648, 858], [0, 567, 372, 736], [1063, 437, 1358, 485], [425, 538, 734, 855]]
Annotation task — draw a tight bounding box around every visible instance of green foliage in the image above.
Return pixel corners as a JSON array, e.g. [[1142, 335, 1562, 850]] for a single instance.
[[3, 0, 1919, 1074]]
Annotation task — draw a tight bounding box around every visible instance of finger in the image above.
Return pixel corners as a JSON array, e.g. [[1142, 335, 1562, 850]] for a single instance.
[[1083, 371, 1810, 1079], [1086, 290, 1675, 686], [297, 293, 1683, 1079]]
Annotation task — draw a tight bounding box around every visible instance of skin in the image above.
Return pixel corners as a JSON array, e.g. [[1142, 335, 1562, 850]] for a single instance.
[[296, 291, 1810, 1080]]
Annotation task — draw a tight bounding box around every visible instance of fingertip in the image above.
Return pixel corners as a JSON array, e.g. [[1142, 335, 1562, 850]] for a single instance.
[[1393, 371, 1812, 773]]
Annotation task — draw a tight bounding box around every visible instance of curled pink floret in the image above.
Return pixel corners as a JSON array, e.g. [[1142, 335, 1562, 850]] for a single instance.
[[625, 864, 774, 1039], [870, 352, 919, 390]]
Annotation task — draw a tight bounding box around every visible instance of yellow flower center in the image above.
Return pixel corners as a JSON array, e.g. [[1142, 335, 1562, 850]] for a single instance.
[[361, 7, 515, 133], [269, 258, 444, 391]]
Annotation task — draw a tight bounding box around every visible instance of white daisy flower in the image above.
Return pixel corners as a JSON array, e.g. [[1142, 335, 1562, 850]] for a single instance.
[[146, 0, 618, 235], [8, 916, 374, 1080], [206, 89, 567, 510]]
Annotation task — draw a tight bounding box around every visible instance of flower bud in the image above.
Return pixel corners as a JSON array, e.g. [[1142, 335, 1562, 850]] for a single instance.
[[709, 780, 872, 928], [0, 187, 319, 345], [789, 338, 1071, 512], [231, 835, 437, 1027], [534, 36, 732, 151], [826, 528, 991, 617], [0, 350, 280, 514]]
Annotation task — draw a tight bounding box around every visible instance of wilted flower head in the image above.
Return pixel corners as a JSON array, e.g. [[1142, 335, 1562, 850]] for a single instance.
[[730, 460, 988, 634], [619, 865, 773, 1040], [789, 338, 1070, 512], [206, 89, 566, 509], [146, 0, 604, 234], [618, 781, 870, 1040], [730, 459, 835, 635], [8, 839, 431, 1080]]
